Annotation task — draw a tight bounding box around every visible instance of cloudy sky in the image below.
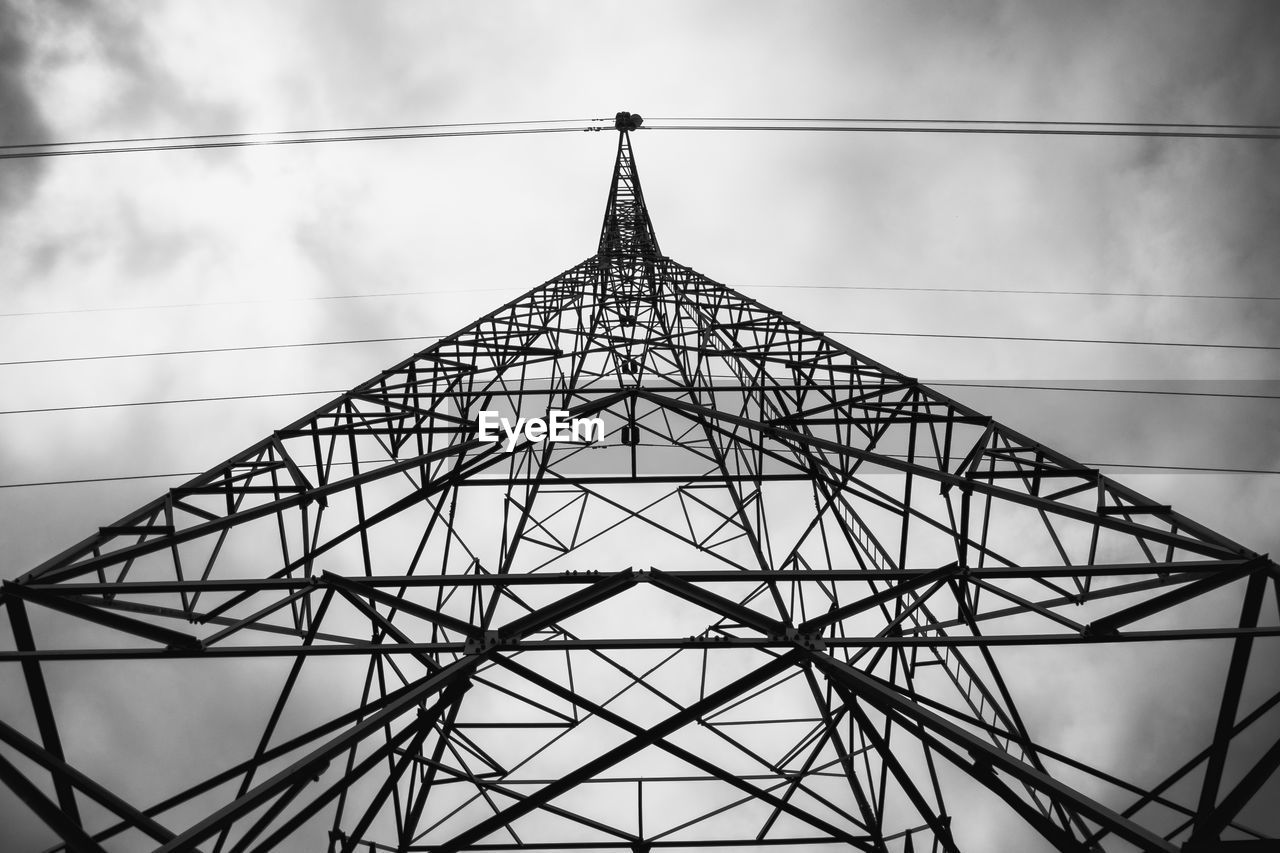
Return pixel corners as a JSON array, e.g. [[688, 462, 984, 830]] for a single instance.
[[3, 1, 1279, 566], [1, 1, 1278, 850]]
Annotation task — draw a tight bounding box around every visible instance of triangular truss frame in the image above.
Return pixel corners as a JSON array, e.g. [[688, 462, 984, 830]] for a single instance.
[[2, 112, 1278, 853]]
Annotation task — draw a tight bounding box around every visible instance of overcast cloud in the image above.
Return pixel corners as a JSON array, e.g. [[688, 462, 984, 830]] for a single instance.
[[1, 2, 1278, 850]]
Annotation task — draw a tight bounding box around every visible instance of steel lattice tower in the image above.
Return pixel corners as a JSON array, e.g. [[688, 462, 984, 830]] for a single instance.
[[2, 113, 1278, 853]]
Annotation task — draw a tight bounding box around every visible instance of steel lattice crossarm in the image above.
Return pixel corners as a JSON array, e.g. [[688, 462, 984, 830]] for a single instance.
[[2, 111, 1278, 853]]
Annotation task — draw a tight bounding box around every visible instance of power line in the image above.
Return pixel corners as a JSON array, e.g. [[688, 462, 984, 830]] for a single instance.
[[829, 330, 1280, 352], [0, 472, 206, 489], [0, 390, 343, 416], [744, 284, 1280, 302], [0, 124, 599, 161], [2, 381, 1277, 418], [7, 116, 1279, 163], [6, 283, 1275, 321], [1, 118, 604, 151], [645, 121, 1280, 141], [648, 117, 1280, 131], [0, 335, 441, 367], [930, 382, 1280, 401], [3, 327, 1275, 369], [1086, 463, 1280, 475], [0, 287, 525, 319], [4, 459, 1277, 490]]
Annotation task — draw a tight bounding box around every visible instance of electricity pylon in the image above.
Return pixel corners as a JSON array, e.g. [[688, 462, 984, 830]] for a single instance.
[[2, 111, 1278, 853]]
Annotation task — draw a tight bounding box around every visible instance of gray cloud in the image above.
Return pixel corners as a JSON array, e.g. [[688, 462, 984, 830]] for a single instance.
[[1, 3, 1278, 850], [0, 1, 49, 212]]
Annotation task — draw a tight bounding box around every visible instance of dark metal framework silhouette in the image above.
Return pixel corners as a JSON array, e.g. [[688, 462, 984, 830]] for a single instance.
[[2, 113, 1278, 853]]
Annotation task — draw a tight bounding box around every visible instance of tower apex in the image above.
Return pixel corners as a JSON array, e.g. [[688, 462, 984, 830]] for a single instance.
[[599, 122, 659, 258], [614, 111, 644, 131]]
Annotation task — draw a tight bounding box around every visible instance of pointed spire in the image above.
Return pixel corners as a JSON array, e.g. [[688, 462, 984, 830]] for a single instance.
[[598, 112, 661, 259]]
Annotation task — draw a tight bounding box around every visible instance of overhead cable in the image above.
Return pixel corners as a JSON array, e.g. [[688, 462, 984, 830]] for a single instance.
[[2, 381, 1277, 418], [645, 119, 1280, 141], [3, 327, 1275, 369], [4, 459, 1277, 490], [0, 122, 604, 161], [7, 282, 1277, 321]]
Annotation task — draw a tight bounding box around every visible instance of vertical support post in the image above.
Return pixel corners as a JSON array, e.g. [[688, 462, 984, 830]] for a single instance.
[[1191, 570, 1267, 845], [6, 595, 81, 827]]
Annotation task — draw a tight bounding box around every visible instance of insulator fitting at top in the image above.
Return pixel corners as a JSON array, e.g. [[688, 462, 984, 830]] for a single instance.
[[615, 111, 644, 131]]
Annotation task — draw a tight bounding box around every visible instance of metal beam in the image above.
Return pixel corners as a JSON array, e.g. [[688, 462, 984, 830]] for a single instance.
[[0, 751, 103, 853], [4, 596, 81, 827], [431, 650, 825, 853]]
